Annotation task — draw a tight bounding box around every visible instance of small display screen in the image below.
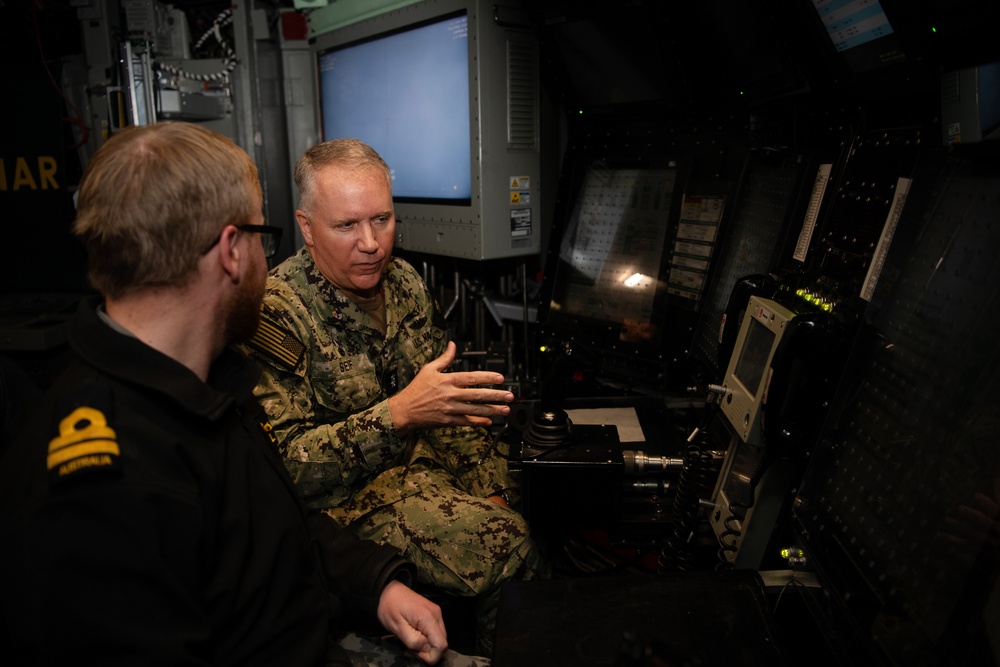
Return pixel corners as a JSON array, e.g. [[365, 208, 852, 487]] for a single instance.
[[733, 316, 775, 393], [812, 0, 906, 73], [317, 11, 471, 203], [813, 0, 894, 53]]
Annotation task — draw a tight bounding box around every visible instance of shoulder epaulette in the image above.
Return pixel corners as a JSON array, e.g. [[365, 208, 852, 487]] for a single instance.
[[248, 317, 306, 370], [48, 388, 122, 488]]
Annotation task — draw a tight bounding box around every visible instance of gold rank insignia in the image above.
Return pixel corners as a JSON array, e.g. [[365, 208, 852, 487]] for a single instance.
[[48, 406, 121, 485]]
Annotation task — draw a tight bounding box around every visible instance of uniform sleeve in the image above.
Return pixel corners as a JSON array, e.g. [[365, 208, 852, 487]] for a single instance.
[[396, 273, 511, 498], [3, 481, 213, 665], [306, 510, 415, 634], [247, 288, 409, 510]]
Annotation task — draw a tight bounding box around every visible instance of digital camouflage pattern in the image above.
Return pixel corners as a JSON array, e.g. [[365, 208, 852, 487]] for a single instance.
[[247, 249, 506, 513], [347, 467, 546, 655], [337, 632, 490, 667], [245, 249, 548, 654]]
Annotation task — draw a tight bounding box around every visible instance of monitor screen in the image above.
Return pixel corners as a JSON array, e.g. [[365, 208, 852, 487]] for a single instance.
[[979, 61, 1000, 138], [549, 163, 681, 344], [316, 11, 471, 204], [811, 0, 906, 73], [733, 317, 775, 394], [535, 159, 691, 391], [719, 296, 797, 445], [813, 0, 894, 54]]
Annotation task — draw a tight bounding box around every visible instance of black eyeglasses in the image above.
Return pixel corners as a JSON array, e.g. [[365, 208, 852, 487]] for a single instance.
[[202, 224, 284, 259]]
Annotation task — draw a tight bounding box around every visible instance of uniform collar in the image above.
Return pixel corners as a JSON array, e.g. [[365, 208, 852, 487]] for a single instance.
[[71, 296, 261, 422], [294, 248, 398, 336]]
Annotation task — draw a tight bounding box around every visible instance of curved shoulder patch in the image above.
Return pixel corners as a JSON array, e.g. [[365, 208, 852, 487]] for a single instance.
[[48, 403, 121, 487], [248, 316, 305, 370]]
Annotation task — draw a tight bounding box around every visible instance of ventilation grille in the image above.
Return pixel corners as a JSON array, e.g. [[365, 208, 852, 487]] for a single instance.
[[507, 32, 538, 150], [941, 70, 961, 105]]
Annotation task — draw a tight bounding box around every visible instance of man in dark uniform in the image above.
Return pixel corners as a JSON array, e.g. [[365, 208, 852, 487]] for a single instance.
[[0, 122, 476, 666]]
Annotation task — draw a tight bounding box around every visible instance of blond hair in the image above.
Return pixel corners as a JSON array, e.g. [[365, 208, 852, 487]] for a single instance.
[[73, 122, 261, 299]]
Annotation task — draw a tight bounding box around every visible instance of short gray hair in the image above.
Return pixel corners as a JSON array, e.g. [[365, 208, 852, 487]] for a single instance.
[[294, 138, 391, 214]]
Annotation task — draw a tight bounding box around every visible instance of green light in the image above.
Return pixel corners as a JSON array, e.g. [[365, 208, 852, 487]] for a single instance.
[[931, 26, 937, 33], [539, 345, 548, 353], [821, 302, 833, 312]]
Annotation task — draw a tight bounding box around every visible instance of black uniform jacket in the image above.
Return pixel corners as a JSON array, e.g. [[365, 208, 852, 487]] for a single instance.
[[0, 298, 412, 666]]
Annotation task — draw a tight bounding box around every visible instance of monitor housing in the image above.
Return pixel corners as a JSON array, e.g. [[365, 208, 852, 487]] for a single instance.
[[810, 0, 902, 74], [719, 295, 797, 446], [941, 60, 1000, 144], [536, 158, 690, 391], [312, 0, 541, 260]]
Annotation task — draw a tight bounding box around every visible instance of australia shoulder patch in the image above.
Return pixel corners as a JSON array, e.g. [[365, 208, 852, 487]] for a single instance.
[[48, 398, 122, 488], [247, 316, 305, 371]]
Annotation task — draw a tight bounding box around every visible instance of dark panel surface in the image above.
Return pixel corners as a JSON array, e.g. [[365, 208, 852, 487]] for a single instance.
[[795, 149, 1000, 666], [493, 569, 786, 666]]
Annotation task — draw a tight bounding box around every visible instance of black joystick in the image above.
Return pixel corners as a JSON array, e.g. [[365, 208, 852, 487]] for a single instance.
[[523, 408, 572, 448]]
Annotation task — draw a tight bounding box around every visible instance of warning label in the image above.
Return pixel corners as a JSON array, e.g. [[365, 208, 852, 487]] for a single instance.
[[510, 208, 532, 237]]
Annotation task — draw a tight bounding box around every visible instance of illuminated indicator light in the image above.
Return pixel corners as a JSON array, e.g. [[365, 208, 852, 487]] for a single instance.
[[623, 272, 645, 287], [796, 288, 806, 297], [539, 345, 548, 352], [822, 302, 833, 312]]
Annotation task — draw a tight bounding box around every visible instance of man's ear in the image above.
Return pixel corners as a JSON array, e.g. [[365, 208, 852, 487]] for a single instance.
[[216, 225, 243, 282], [296, 210, 313, 247]]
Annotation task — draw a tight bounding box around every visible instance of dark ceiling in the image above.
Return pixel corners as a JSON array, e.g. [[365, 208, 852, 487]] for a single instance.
[[511, 0, 1000, 111], [4, 0, 999, 113]]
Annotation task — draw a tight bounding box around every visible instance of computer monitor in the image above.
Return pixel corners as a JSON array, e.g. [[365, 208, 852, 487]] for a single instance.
[[811, 0, 903, 73], [536, 159, 690, 391], [312, 0, 542, 260], [941, 60, 1000, 144], [720, 295, 797, 445]]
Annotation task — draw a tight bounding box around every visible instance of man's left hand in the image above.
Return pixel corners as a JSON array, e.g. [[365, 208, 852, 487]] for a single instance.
[[377, 580, 449, 664]]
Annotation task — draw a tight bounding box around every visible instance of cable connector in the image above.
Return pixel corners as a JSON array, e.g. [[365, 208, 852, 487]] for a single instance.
[[705, 384, 727, 404]]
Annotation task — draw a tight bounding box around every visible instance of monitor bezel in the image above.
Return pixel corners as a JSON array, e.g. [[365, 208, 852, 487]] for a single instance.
[[308, 0, 543, 260], [720, 295, 797, 444]]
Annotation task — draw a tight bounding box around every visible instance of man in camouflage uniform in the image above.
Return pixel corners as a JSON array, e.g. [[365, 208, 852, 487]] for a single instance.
[[245, 139, 547, 656]]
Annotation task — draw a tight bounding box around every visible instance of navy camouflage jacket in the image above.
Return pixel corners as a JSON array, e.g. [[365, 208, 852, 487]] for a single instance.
[[246, 249, 507, 525]]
